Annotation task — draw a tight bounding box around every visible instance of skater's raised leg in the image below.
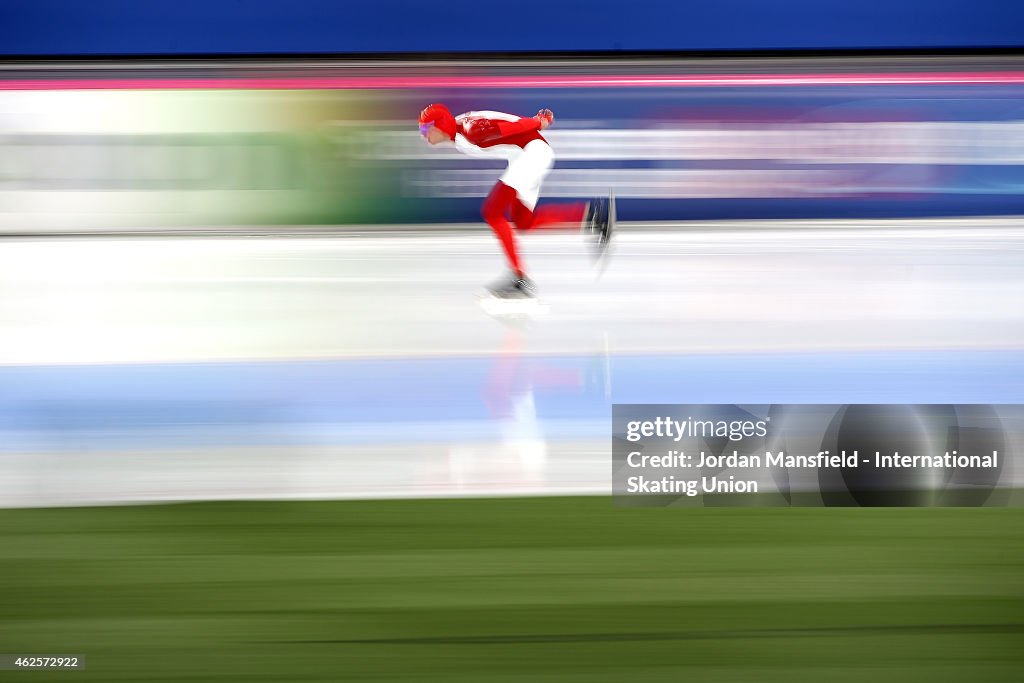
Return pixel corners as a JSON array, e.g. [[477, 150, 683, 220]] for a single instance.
[[511, 198, 587, 232]]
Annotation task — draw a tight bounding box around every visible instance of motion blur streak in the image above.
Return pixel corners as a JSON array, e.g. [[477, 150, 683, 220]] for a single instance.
[[4, 56, 1024, 230], [5, 71, 1024, 90]]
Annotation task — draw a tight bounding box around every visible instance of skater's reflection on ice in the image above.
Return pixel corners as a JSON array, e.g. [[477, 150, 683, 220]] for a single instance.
[[446, 324, 584, 492]]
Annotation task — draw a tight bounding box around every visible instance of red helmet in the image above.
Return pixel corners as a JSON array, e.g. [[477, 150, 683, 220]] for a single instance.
[[418, 103, 456, 139]]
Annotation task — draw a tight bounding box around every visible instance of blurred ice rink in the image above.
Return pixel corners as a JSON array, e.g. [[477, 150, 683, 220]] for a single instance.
[[1, 218, 1023, 506]]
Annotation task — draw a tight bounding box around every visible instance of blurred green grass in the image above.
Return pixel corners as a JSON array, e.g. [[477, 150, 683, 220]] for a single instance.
[[1, 497, 1022, 681]]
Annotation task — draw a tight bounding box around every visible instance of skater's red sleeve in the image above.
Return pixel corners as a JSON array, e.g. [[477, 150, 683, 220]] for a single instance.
[[463, 116, 542, 145], [495, 117, 542, 139]]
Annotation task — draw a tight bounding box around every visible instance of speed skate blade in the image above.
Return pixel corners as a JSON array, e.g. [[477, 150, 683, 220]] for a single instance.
[[608, 188, 616, 240], [592, 188, 616, 277]]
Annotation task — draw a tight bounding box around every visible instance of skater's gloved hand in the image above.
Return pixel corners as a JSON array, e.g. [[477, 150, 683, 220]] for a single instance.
[[463, 118, 501, 143], [534, 109, 554, 129]]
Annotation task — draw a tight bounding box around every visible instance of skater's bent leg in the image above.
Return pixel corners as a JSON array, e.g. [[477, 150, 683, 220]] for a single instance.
[[482, 181, 525, 277], [510, 201, 534, 231]]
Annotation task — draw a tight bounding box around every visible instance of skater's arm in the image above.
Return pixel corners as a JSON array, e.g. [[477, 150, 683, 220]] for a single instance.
[[462, 111, 553, 144], [494, 116, 543, 138]]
